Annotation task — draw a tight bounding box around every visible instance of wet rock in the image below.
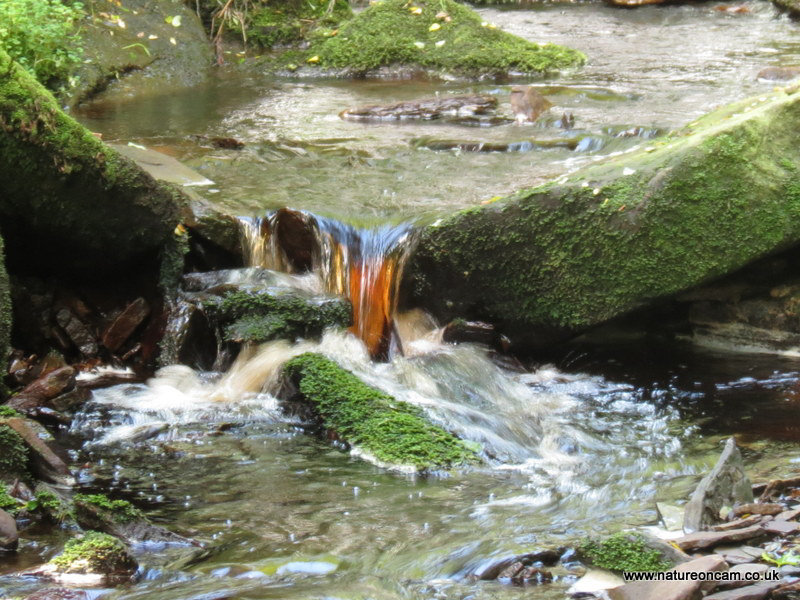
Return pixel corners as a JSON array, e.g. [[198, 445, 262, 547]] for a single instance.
[[73, 493, 195, 546], [675, 525, 765, 552], [101, 297, 150, 353], [55, 310, 97, 357], [568, 569, 626, 596], [38, 531, 138, 586], [75, 371, 140, 391], [0, 508, 18, 551], [757, 66, 800, 81], [49, 387, 91, 413], [2, 417, 74, 486], [210, 137, 245, 150], [442, 320, 500, 347], [607, 554, 728, 600], [340, 94, 498, 122], [510, 86, 553, 124], [704, 580, 784, 599], [606, 0, 667, 6], [732, 503, 784, 517], [109, 144, 214, 188], [473, 548, 562, 580], [773, 580, 800, 599], [684, 437, 753, 532], [274, 208, 319, 273], [7, 366, 76, 413]]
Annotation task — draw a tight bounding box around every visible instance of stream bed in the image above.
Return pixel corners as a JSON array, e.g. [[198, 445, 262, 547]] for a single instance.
[[4, 1, 800, 599]]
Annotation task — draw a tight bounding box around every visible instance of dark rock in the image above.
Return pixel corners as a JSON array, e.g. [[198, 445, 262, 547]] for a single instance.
[[76, 372, 141, 391], [442, 320, 500, 347], [210, 137, 245, 150], [0, 508, 18, 551], [732, 503, 784, 517], [510, 86, 553, 124], [340, 95, 497, 122], [607, 554, 728, 600], [773, 580, 800, 600], [55, 310, 97, 357], [274, 208, 319, 273], [761, 519, 800, 535], [101, 298, 150, 353], [2, 417, 73, 486], [497, 561, 524, 580], [7, 366, 76, 412], [684, 437, 753, 532], [715, 563, 771, 590], [49, 387, 91, 413]]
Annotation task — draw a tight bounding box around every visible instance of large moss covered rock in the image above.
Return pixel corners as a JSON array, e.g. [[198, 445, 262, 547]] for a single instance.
[[0, 47, 187, 277], [281, 353, 479, 471], [406, 87, 800, 350], [286, 0, 584, 78]]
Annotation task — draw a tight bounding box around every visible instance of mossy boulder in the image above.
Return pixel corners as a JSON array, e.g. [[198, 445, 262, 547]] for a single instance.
[[49, 531, 138, 579], [214, 289, 352, 344], [248, 0, 353, 48], [406, 87, 800, 350], [0, 47, 187, 277], [67, 0, 213, 107], [281, 353, 479, 471], [285, 0, 584, 78]]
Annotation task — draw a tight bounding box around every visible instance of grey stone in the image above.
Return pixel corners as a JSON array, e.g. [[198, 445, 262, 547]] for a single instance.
[[684, 438, 754, 532], [657, 502, 685, 531], [761, 520, 800, 536], [777, 508, 800, 522], [0, 508, 18, 551], [705, 581, 783, 600]]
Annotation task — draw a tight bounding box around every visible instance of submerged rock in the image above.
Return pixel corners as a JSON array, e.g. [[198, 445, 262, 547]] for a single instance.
[[280, 353, 479, 471], [1, 417, 74, 486], [340, 95, 498, 122], [406, 87, 800, 350], [684, 437, 753, 532], [757, 66, 800, 81], [285, 0, 584, 79]]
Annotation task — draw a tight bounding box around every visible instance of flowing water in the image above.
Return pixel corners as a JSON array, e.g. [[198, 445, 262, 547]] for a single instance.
[[5, 2, 800, 599]]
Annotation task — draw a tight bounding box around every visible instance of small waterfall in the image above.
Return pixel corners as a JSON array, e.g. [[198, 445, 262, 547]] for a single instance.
[[238, 210, 416, 359]]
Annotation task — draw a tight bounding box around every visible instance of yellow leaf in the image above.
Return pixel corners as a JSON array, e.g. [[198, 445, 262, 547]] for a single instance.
[[174, 224, 187, 236], [307, 55, 320, 63], [410, 6, 422, 14], [429, 22, 441, 31], [169, 37, 177, 45], [172, 15, 182, 27]]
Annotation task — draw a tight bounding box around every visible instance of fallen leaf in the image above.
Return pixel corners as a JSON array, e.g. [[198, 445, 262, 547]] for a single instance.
[[429, 22, 441, 31], [307, 55, 320, 63], [172, 15, 182, 27], [435, 39, 445, 47], [169, 37, 177, 45], [413, 41, 425, 49]]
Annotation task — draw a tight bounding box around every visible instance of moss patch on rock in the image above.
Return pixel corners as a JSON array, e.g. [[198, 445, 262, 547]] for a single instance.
[[0, 47, 187, 277], [579, 532, 672, 572], [406, 87, 800, 350], [282, 353, 478, 470], [248, 0, 352, 48], [215, 290, 352, 343], [287, 0, 584, 77], [49, 531, 137, 575], [0, 423, 28, 480], [73, 493, 143, 524]]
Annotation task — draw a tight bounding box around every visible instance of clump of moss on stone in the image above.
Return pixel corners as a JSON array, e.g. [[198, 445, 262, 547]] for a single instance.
[[0, 488, 20, 514], [283, 353, 478, 470], [49, 531, 137, 575], [0, 424, 28, 479], [0, 406, 22, 418], [248, 0, 352, 48], [579, 532, 672, 572], [73, 493, 143, 523], [296, 0, 584, 77], [27, 488, 73, 522], [215, 290, 352, 343]]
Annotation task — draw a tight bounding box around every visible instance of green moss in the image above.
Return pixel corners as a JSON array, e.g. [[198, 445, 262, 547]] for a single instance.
[[216, 290, 352, 343], [0, 406, 21, 419], [407, 88, 800, 348], [49, 531, 136, 574], [293, 0, 584, 77], [248, 0, 352, 48], [27, 488, 74, 522], [0, 488, 20, 514], [73, 493, 143, 523], [283, 353, 478, 470], [0, 424, 28, 479], [579, 532, 672, 572]]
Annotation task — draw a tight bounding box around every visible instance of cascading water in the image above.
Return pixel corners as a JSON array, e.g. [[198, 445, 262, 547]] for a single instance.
[[238, 210, 416, 360]]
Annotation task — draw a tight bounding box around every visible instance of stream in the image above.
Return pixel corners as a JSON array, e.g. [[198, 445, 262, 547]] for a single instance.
[[4, 1, 800, 599]]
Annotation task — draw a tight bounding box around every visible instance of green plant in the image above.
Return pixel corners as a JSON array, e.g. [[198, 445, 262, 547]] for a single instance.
[[0, 406, 22, 418], [0, 0, 85, 88], [762, 549, 800, 567], [580, 532, 672, 572]]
